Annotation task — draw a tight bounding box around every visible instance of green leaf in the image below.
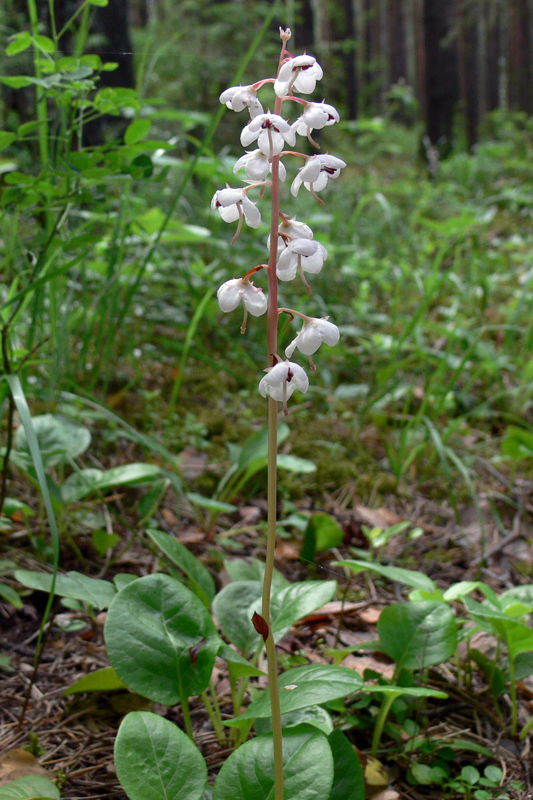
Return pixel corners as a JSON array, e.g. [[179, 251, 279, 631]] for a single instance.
[[32, 35, 55, 53], [124, 119, 152, 145], [15, 569, 115, 609], [14, 414, 91, 468], [267, 580, 337, 641], [115, 711, 207, 800], [147, 528, 216, 607], [335, 560, 436, 592], [0, 76, 33, 88], [61, 463, 161, 503], [0, 775, 58, 798], [217, 644, 266, 679], [64, 666, 127, 695], [214, 728, 334, 800], [212, 580, 262, 656], [255, 705, 334, 736], [277, 454, 316, 473], [0, 132, 17, 152], [88, 0, 109, 6], [6, 32, 32, 56], [224, 557, 288, 589], [377, 601, 457, 669], [328, 729, 365, 800], [0, 581, 23, 608], [104, 574, 219, 703], [227, 665, 363, 723], [363, 685, 447, 698], [301, 513, 344, 562], [186, 492, 236, 513]]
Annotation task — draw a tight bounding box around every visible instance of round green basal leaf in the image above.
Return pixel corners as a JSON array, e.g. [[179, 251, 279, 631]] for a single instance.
[[378, 601, 457, 670], [212, 581, 263, 656], [255, 704, 334, 736], [0, 775, 60, 799], [115, 711, 207, 800], [228, 665, 363, 723], [105, 574, 219, 703], [213, 727, 333, 800], [14, 413, 91, 467], [328, 728, 365, 800], [15, 569, 116, 609]]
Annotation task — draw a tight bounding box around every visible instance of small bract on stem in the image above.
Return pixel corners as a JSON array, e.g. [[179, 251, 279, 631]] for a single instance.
[[212, 26, 345, 800]]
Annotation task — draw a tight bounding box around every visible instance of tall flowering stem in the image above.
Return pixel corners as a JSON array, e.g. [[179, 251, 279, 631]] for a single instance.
[[213, 28, 345, 799]]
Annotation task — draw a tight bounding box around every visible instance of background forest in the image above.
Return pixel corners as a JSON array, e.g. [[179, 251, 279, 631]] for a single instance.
[[1, 1, 533, 799]]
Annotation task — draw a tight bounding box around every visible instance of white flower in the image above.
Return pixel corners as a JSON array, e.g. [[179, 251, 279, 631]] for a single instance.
[[241, 113, 296, 157], [267, 217, 313, 257], [292, 102, 340, 140], [219, 85, 263, 118], [285, 317, 340, 358], [234, 149, 287, 182], [217, 278, 267, 316], [291, 154, 346, 197], [276, 238, 328, 281], [259, 361, 309, 403], [211, 187, 261, 231], [274, 55, 323, 98]]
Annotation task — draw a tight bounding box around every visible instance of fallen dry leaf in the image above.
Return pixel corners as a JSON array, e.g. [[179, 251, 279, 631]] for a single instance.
[[0, 749, 55, 785], [364, 756, 391, 796], [355, 505, 403, 530], [371, 792, 399, 800], [341, 653, 395, 680]]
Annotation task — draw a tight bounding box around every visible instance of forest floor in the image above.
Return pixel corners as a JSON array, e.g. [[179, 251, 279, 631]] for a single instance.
[[1, 465, 532, 799]]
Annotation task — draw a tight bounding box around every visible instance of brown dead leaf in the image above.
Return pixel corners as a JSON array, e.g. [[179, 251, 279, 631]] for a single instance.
[[178, 447, 208, 480], [275, 540, 300, 560], [359, 607, 381, 625], [160, 508, 177, 526], [371, 792, 399, 800], [341, 654, 395, 680], [355, 505, 403, 530], [0, 749, 55, 785], [364, 756, 391, 797]]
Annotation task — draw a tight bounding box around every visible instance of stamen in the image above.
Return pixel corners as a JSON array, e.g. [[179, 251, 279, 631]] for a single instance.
[[308, 355, 317, 372]]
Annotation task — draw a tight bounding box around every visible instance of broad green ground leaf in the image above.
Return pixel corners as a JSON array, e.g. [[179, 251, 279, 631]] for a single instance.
[[500, 584, 533, 608], [105, 574, 219, 703], [14, 414, 90, 468], [255, 705, 334, 736], [15, 570, 115, 609], [224, 558, 288, 589], [0, 132, 17, 152], [214, 728, 333, 800], [64, 666, 127, 695], [0, 582, 22, 608], [378, 601, 457, 669], [212, 581, 262, 656], [378, 600, 457, 669], [147, 528, 215, 607], [115, 711, 206, 800], [334, 560, 435, 592], [0, 775, 59, 799], [300, 513, 344, 562], [61, 464, 161, 503], [228, 665, 363, 723], [217, 644, 266, 679], [268, 580, 337, 640], [328, 729, 365, 800]]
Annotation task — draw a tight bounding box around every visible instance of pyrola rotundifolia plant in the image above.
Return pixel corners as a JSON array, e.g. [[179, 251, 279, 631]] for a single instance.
[[213, 27, 345, 800]]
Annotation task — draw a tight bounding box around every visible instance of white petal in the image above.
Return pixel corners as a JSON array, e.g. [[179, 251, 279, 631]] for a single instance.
[[215, 187, 245, 206], [287, 362, 309, 392], [217, 280, 243, 312], [242, 284, 267, 316], [298, 157, 322, 183], [242, 195, 261, 228], [290, 173, 303, 197], [316, 318, 340, 346], [241, 124, 258, 147], [293, 326, 323, 355], [219, 204, 240, 223]]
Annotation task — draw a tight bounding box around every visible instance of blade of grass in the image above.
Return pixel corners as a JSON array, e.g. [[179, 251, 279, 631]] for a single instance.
[[4, 374, 59, 724]]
